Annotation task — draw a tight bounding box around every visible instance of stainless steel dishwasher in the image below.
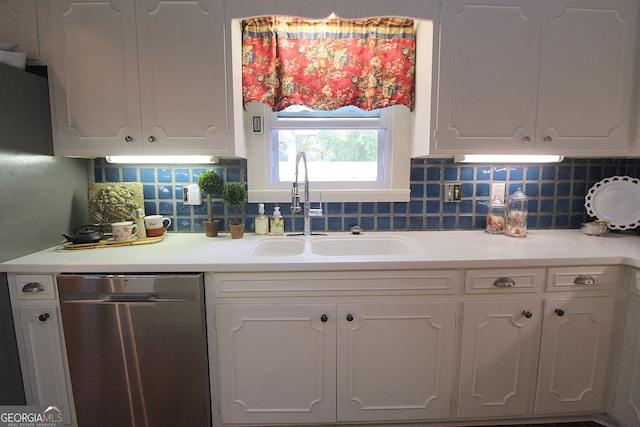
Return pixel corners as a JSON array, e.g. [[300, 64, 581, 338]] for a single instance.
[[57, 273, 210, 427]]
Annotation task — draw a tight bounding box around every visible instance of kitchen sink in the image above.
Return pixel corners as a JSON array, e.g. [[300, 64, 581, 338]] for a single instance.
[[249, 237, 306, 256], [249, 234, 421, 257], [310, 235, 421, 256]]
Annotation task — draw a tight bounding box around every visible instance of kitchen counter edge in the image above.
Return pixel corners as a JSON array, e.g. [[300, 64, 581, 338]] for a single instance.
[[1, 230, 639, 273]]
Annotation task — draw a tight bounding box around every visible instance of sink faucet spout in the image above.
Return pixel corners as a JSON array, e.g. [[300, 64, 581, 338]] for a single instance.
[[292, 152, 320, 236]]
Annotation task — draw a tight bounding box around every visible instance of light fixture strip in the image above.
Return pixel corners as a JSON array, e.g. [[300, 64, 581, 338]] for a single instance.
[[105, 155, 217, 164], [454, 155, 564, 164]]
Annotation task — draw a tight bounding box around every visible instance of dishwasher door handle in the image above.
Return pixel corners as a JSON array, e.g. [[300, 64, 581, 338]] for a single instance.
[[62, 292, 196, 303]]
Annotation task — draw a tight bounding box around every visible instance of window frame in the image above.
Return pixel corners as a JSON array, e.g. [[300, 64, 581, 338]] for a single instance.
[[245, 101, 411, 203]]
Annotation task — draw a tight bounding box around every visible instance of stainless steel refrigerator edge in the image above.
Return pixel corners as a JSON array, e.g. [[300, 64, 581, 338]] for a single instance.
[[0, 62, 89, 404], [57, 273, 211, 427]]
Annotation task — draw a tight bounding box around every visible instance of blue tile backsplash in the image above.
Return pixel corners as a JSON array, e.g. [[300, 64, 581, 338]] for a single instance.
[[93, 157, 640, 233]]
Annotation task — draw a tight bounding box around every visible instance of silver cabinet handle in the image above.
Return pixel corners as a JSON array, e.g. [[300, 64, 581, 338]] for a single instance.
[[574, 275, 595, 285], [22, 282, 45, 293], [147, 136, 156, 142], [493, 277, 516, 288], [124, 136, 134, 143], [522, 136, 531, 144], [544, 136, 552, 143]]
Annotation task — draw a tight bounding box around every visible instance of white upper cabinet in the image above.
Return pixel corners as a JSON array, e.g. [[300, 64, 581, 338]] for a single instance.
[[48, 0, 231, 157], [536, 0, 637, 155], [0, 0, 40, 60], [437, 1, 542, 154], [436, 0, 638, 156]]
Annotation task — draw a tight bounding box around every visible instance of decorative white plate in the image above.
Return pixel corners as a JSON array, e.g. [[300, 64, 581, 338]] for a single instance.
[[585, 176, 640, 230]]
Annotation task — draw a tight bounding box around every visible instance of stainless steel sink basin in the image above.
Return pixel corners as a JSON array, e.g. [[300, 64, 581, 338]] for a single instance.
[[310, 235, 420, 256], [249, 237, 306, 256]]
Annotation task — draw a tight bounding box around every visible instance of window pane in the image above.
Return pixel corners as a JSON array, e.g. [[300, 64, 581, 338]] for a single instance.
[[275, 129, 381, 182]]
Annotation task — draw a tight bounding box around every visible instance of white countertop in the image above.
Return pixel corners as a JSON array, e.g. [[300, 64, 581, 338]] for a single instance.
[[2, 230, 639, 273]]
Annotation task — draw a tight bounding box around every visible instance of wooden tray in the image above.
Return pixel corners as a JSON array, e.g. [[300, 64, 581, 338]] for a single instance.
[[61, 233, 166, 250]]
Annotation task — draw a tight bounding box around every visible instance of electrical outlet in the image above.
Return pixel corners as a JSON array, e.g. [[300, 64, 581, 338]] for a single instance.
[[182, 184, 202, 205], [490, 182, 506, 202], [444, 183, 462, 202]]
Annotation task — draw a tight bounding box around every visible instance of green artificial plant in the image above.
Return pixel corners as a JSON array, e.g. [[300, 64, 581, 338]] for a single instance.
[[222, 182, 248, 225], [197, 170, 224, 223]]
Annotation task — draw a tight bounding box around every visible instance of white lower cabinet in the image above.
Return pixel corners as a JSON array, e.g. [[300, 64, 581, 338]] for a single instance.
[[336, 303, 456, 422], [458, 300, 543, 418], [611, 298, 640, 426], [8, 274, 75, 426], [535, 297, 615, 414], [216, 304, 337, 425], [216, 302, 457, 425], [14, 305, 74, 426]]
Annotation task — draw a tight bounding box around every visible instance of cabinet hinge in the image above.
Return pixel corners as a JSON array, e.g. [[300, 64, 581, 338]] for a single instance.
[[452, 395, 459, 410], [433, 129, 438, 142], [456, 312, 464, 326]]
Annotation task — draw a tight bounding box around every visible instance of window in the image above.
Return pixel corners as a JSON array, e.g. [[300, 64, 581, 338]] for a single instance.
[[229, 15, 435, 203]]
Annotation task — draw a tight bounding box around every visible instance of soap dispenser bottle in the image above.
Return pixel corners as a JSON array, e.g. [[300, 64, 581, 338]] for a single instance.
[[270, 206, 284, 236], [255, 203, 269, 235]]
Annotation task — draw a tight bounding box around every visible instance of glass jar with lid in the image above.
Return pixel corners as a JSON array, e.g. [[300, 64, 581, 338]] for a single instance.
[[486, 195, 505, 234], [505, 187, 528, 237]]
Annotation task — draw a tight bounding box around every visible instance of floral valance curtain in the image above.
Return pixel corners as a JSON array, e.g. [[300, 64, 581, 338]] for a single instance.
[[241, 16, 416, 111]]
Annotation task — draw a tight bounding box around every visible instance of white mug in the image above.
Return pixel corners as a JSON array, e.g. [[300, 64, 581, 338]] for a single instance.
[[144, 215, 171, 237], [111, 221, 138, 241]]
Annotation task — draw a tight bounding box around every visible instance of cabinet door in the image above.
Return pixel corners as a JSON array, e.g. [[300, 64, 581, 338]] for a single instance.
[[136, 0, 229, 154], [336, 302, 456, 421], [48, 0, 143, 156], [0, 0, 39, 60], [16, 306, 74, 425], [535, 297, 615, 414], [536, 0, 638, 155], [458, 300, 542, 418], [216, 304, 336, 425], [612, 299, 640, 427], [436, 0, 542, 154]]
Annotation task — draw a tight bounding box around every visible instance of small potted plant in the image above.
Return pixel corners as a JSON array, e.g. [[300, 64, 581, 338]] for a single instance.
[[222, 182, 248, 239], [197, 169, 224, 237]]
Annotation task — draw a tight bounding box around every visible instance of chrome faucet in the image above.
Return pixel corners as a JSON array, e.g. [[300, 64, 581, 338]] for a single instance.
[[291, 151, 323, 236]]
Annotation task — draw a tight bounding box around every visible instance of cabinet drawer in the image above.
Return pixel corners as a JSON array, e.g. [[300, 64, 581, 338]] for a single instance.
[[212, 270, 461, 297], [546, 266, 618, 292], [465, 268, 545, 294], [13, 275, 56, 300]]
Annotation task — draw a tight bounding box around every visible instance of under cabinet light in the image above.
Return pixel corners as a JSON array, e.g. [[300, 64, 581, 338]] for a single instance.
[[454, 155, 564, 164], [105, 155, 217, 164]]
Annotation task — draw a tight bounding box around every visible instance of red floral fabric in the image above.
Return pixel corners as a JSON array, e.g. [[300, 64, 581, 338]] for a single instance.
[[242, 16, 416, 111]]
